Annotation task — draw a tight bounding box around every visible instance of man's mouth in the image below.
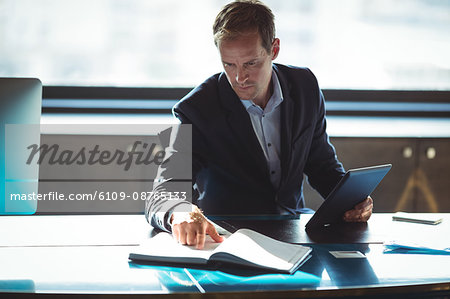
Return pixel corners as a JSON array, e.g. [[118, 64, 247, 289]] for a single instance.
[[236, 85, 253, 90]]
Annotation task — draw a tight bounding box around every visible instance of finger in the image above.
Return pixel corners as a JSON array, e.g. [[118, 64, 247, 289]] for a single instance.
[[172, 225, 180, 243], [196, 232, 206, 250], [363, 203, 373, 213], [343, 209, 362, 222], [348, 207, 372, 222], [186, 230, 196, 246], [206, 222, 224, 243], [361, 207, 373, 222], [364, 196, 373, 208], [355, 204, 372, 216], [344, 208, 359, 220], [343, 211, 356, 222], [360, 199, 373, 219], [179, 231, 187, 245], [343, 210, 350, 221], [354, 197, 371, 210]]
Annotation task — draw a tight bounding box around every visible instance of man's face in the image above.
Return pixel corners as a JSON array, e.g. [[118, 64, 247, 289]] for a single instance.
[[218, 32, 279, 106]]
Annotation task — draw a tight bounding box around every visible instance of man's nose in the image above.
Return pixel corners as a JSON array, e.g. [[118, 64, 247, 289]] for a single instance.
[[235, 66, 248, 84]]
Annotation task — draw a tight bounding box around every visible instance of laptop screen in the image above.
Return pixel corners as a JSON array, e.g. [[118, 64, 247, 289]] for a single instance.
[[1, 78, 42, 214]]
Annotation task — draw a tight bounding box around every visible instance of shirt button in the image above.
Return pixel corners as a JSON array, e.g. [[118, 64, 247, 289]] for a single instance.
[[271, 171, 276, 175], [268, 143, 272, 147]]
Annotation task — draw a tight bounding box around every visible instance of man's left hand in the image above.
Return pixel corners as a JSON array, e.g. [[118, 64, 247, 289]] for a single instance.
[[343, 196, 373, 222]]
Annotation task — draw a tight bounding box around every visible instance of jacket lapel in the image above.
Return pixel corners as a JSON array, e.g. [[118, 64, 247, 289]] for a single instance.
[[217, 73, 269, 176], [274, 65, 294, 188]]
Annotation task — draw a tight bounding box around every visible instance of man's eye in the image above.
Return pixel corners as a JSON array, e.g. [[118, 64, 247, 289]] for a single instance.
[[246, 61, 257, 67]]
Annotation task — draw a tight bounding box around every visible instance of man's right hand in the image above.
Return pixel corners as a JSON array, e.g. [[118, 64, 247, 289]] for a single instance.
[[170, 206, 223, 250]]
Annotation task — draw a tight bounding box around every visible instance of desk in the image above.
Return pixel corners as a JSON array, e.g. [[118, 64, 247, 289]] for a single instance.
[[0, 214, 449, 298], [214, 213, 450, 245]]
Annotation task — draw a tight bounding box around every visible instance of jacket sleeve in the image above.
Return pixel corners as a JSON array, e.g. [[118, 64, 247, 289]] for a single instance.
[[304, 89, 346, 199], [144, 123, 195, 232]]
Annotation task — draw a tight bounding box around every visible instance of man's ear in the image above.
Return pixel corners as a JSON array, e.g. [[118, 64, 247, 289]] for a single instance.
[[271, 38, 280, 60]]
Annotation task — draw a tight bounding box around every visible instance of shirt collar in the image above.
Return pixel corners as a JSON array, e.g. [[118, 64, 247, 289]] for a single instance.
[[241, 70, 284, 112]]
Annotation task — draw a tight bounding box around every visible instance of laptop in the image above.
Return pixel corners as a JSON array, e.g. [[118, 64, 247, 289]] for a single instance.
[[305, 164, 392, 231], [0, 78, 42, 214]]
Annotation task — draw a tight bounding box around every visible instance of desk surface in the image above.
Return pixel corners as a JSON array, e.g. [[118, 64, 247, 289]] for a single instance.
[[215, 213, 450, 246], [0, 214, 449, 298]]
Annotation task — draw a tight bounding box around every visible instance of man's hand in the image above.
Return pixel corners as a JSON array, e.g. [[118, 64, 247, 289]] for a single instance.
[[171, 206, 224, 249], [343, 196, 373, 222]]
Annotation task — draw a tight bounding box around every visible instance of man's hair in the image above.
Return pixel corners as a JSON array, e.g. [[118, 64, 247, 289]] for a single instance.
[[213, 0, 275, 53]]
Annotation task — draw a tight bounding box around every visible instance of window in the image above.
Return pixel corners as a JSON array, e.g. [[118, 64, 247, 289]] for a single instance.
[[1, 0, 449, 90]]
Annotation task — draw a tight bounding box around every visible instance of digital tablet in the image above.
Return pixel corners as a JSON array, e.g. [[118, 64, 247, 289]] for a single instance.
[[305, 164, 392, 231]]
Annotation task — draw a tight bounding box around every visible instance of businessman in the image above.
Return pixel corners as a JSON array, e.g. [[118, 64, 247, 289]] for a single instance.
[[146, 0, 373, 249]]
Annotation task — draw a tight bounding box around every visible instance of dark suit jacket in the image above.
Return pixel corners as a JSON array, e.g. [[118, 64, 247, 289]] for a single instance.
[[146, 64, 345, 229]]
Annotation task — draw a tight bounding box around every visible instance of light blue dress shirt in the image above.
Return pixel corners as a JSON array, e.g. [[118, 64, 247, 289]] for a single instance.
[[241, 71, 283, 188]]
